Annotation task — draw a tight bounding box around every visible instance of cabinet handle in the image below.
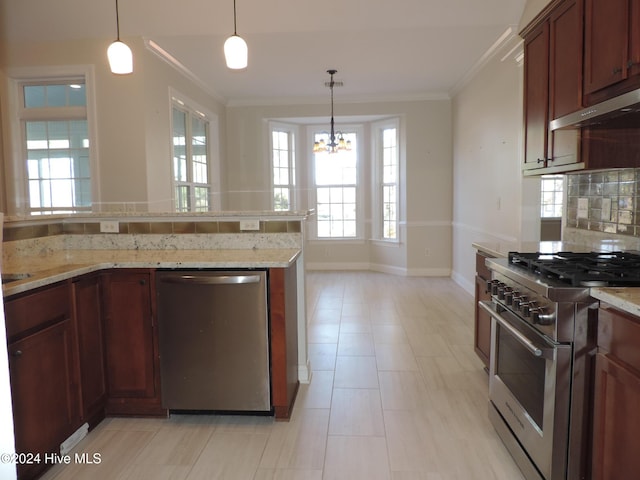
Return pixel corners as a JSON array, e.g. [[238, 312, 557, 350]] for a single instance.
[[537, 158, 545, 164], [11, 350, 22, 358], [139, 279, 146, 286], [628, 60, 638, 69], [613, 66, 623, 75]]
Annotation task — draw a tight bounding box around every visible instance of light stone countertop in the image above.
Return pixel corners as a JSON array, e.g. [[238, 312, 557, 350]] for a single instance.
[[590, 287, 640, 317], [2, 248, 301, 297]]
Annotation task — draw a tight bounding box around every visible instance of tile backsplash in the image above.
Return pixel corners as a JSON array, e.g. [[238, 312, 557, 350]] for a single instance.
[[566, 169, 640, 236]]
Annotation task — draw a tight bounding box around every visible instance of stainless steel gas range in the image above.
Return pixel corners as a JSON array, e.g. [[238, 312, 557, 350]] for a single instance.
[[480, 251, 640, 480]]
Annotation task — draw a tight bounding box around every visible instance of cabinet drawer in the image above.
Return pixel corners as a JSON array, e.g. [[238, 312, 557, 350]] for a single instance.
[[4, 282, 71, 340], [598, 303, 640, 373], [475, 252, 494, 281]]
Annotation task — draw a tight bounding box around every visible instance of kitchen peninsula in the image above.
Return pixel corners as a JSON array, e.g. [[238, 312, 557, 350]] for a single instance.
[[1, 211, 310, 480]]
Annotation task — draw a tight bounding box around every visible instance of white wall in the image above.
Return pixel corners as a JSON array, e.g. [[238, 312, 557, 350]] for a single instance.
[[451, 32, 541, 294]]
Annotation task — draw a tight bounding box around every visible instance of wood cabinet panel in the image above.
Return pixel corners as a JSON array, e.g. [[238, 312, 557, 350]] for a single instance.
[[591, 353, 640, 480], [523, 21, 550, 170], [72, 274, 107, 426], [102, 270, 165, 416], [584, 0, 629, 95], [269, 266, 299, 419], [592, 304, 640, 479], [8, 319, 80, 480], [473, 252, 493, 369], [523, 0, 583, 175]]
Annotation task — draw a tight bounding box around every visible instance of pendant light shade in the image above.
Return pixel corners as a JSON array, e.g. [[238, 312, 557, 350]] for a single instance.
[[224, 34, 248, 69], [108, 40, 133, 74], [108, 0, 133, 75], [224, 0, 248, 70]]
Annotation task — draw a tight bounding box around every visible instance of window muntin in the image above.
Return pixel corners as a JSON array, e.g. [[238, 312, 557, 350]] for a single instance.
[[313, 131, 358, 238], [272, 129, 295, 211], [21, 81, 91, 214], [381, 127, 399, 240], [541, 175, 563, 218], [172, 104, 211, 212]]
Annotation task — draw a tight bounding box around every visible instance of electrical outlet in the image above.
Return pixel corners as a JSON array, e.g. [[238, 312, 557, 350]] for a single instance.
[[100, 220, 119, 233], [240, 220, 260, 231]]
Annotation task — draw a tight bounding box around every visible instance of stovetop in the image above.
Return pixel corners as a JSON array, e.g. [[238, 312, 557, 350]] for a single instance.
[[508, 251, 640, 287]]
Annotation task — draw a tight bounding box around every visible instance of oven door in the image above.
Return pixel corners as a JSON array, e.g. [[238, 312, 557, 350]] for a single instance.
[[479, 301, 572, 480]]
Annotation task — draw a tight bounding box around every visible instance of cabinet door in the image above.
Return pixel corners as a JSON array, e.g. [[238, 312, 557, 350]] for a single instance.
[[73, 274, 107, 425], [547, 0, 583, 168], [523, 22, 550, 170], [549, 0, 584, 119], [591, 353, 640, 479], [9, 320, 79, 480], [103, 271, 157, 401], [474, 275, 491, 369], [584, 0, 629, 94]]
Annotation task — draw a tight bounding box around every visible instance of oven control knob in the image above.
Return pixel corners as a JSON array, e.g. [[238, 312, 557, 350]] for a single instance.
[[488, 280, 499, 295], [513, 295, 527, 309], [504, 290, 514, 304], [522, 301, 537, 317], [497, 285, 509, 300]]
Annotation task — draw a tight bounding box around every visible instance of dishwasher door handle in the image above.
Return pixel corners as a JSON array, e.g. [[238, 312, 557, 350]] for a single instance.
[[159, 274, 262, 285]]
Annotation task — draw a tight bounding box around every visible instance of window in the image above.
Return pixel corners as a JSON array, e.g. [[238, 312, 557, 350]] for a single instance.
[[313, 131, 358, 238], [541, 175, 563, 218], [20, 81, 91, 214], [270, 124, 296, 211], [378, 124, 399, 240], [172, 102, 211, 212]]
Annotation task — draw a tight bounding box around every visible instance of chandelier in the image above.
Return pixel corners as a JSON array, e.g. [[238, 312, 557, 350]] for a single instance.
[[313, 69, 352, 154]]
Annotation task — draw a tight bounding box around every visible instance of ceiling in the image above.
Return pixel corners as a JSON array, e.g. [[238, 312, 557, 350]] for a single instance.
[[0, 0, 527, 105]]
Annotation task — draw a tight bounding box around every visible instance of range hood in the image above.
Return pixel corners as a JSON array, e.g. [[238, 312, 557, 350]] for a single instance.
[[550, 88, 640, 130]]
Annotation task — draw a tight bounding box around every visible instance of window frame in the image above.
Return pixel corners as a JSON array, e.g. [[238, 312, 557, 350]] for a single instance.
[[372, 118, 401, 243], [269, 121, 298, 212], [540, 174, 564, 219], [308, 124, 364, 240], [169, 92, 219, 213], [7, 66, 99, 215]]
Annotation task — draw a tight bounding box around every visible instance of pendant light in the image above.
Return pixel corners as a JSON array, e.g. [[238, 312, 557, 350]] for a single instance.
[[224, 0, 248, 69], [313, 69, 352, 154], [107, 0, 133, 75]]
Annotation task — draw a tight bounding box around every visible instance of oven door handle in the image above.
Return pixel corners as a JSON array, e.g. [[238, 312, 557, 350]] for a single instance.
[[478, 301, 543, 357]]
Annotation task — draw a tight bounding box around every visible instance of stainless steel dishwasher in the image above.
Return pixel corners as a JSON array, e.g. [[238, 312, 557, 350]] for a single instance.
[[156, 270, 271, 412]]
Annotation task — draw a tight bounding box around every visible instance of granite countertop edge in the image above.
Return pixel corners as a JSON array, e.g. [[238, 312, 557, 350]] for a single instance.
[[2, 248, 301, 297]]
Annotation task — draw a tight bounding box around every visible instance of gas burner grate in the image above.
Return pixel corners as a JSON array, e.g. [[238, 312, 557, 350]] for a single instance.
[[508, 251, 640, 287]]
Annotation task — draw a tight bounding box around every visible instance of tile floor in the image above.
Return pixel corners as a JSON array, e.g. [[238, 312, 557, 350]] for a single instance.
[[40, 271, 524, 480]]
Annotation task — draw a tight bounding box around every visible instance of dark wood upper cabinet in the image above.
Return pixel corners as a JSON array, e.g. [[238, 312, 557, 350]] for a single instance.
[[523, 21, 550, 171], [522, 0, 583, 175], [584, 0, 640, 102]]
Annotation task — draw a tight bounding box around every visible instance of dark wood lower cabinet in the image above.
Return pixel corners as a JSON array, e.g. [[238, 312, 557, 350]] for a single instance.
[[72, 274, 107, 427], [102, 270, 165, 416], [592, 303, 640, 479], [4, 265, 299, 478], [269, 266, 299, 419], [474, 251, 493, 369], [5, 283, 81, 480]]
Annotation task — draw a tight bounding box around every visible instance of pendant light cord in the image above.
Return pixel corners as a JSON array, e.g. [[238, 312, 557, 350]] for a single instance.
[[233, 0, 238, 35], [115, 0, 121, 40]]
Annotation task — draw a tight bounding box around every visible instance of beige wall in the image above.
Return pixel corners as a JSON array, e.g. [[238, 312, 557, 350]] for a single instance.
[[451, 32, 541, 293], [0, 36, 225, 213], [226, 99, 452, 275]]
